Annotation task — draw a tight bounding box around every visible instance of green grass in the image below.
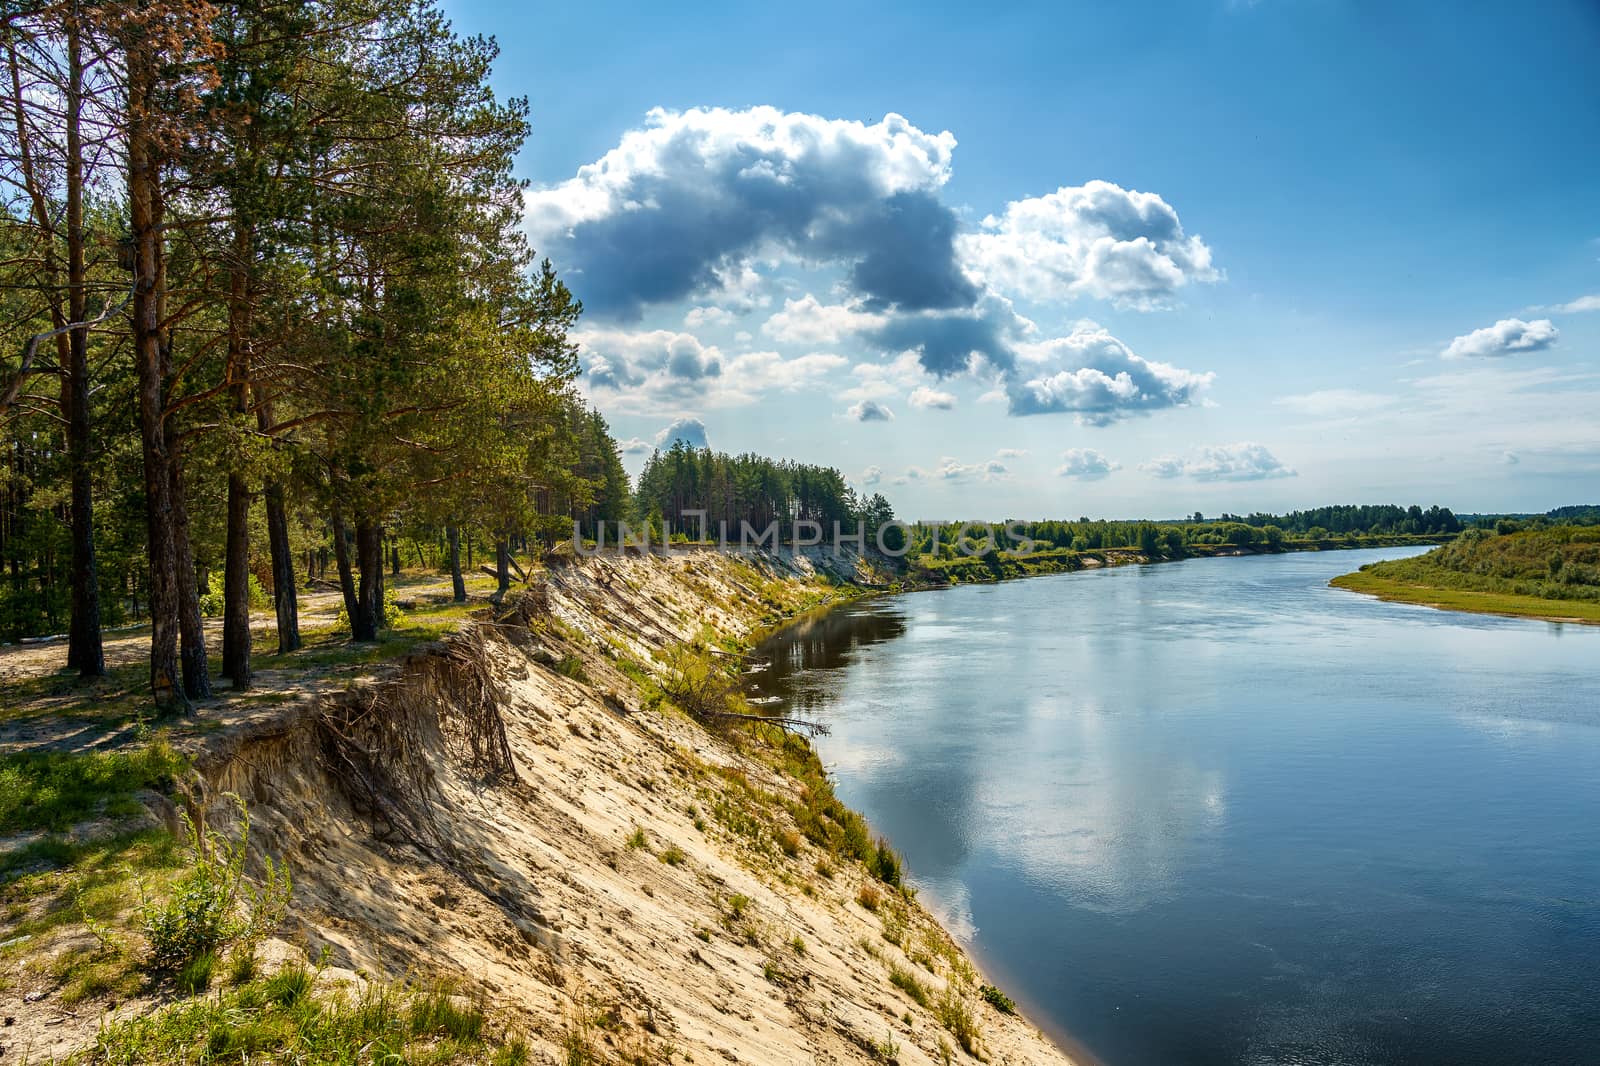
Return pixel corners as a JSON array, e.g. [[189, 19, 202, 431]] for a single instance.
[[2, 830, 183, 1005], [82, 968, 528, 1065], [1331, 570, 1600, 623], [0, 739, 185, 833], [264, 600, 482, 672], [553, 654, 589, 682], [889, 965, 929, 1007], [936, 989, 982, 1057]]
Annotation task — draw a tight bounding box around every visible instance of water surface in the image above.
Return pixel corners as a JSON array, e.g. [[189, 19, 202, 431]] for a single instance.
[[750, 548, 1600, 1066]]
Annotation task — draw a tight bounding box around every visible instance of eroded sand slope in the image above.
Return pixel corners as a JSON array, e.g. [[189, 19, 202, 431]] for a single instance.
[[65, 549, 1081, 1064]]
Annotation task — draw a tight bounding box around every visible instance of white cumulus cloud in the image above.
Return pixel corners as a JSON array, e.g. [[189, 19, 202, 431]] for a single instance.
[[654, 417, 708, 450], [1540, 294, 1600, 314], [1442, 318, 1558, 359], [683, 305, 736, 328], [538, 108, 1222, 423], [761, 294, 887, 345], [931, 456, 1009, 482], [960, 181, 1220, 310], [526, 107, 965, 319], [1057, 448, 1120, 480], [1007, 324, 1213, 424], [840, 351, 928, 402], [576, 328, 844, 412], [848, 400, 895, 422], [908, 385, 957, 410]]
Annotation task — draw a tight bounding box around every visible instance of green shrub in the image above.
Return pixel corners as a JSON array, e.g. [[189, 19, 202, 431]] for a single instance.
[[554, 654, 589, 681], [980, 983, 1017, 1014], [334, 592, 405, 632], [139, 796, 291, 975], [199, 575, 270, 617], [658, 643, 740, 720], [870, 837, 903, 887]]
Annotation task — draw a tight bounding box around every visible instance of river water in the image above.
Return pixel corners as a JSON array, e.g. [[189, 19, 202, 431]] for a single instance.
[[748, 547, 1600, 1066]]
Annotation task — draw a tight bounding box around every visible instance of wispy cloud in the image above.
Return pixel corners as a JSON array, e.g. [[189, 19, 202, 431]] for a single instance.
[[1143, 442, 1296, 482], [1531, 293, 1600, 314], [1273, 389, 1396, 417]]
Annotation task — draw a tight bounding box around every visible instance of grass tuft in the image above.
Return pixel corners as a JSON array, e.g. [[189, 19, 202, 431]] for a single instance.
[[937, 989, 982, 1057], [889, 965, 929, 1007]]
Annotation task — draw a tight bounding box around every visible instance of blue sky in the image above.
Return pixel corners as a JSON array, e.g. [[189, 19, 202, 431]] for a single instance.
[[444, 0, 1600, 519]]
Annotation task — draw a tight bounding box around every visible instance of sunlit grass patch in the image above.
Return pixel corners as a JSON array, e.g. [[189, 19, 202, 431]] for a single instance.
[[0, 738, 184, 834], [83, 968, 525, 1066], [1331, 570, 1600, 623]]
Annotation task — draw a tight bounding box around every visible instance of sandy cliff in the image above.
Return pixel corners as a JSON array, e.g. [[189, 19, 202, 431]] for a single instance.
[[14, 549, 1078, 1064]]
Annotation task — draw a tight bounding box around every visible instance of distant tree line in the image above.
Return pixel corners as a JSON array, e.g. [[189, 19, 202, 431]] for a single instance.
[[631, 442, 898, 543], [1463, 505, 1600, 534], [1211, 504, 1461, 537], [1543, 505, 1600, 525], [903, 504, 1462, 562]]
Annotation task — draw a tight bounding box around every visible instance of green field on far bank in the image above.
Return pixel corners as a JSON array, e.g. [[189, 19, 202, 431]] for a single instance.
[[1331, 524, 1600, 624]]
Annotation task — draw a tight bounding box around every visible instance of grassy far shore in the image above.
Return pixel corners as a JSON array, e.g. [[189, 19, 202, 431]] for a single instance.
[[1330, 525, 1600, 624], [1330, 569, 1600, 624]]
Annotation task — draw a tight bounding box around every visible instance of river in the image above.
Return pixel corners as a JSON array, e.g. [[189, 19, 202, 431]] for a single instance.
[[748, 546, 1600, 1066]]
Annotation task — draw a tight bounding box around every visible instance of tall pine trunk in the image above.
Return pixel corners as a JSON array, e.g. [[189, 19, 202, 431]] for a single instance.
[[264, 481, 300, 651], [447, 524, 465, 602], [221, 472, 251, 686], [494, 539, 510, 601], [63, 17, 101, 676], [221, 218, 253, 686], [331, 505, 358, 631], [171, 452, 210, 699], [255, 393, 299, 652], [127, 49, 183, 707], [353, 519, 382, 641]]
